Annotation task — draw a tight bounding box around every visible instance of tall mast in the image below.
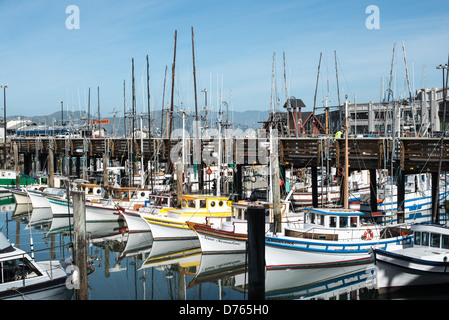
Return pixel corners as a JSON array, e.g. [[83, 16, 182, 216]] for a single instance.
[[387, 43, 396, 102], [344, 96, 349, 209], [313, 52, 322, 114], [402, 41, 417, 136], [334, 50, 342, 129], [88, 87, 91, 134], [161, 65, 167, 139], [123, 80, 126, 138], [191, 27, 199, 129], [168, 30, 177, 139], [147, 54, 153, 190]]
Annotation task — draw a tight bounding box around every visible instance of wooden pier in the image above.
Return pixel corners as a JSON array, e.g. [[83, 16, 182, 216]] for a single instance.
[[5, 136, 449, 173]]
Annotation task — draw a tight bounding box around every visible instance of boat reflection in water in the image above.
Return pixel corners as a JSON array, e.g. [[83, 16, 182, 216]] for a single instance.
[[265, 265, 377, 300], [7, 197, 449, 300]]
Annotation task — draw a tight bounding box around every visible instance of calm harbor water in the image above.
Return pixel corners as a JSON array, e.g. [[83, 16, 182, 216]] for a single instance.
[[2, 201, 449, 301]]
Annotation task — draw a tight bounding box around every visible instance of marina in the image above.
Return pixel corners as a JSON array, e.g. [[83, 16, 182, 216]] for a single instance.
[[1, 1, 449, 307]]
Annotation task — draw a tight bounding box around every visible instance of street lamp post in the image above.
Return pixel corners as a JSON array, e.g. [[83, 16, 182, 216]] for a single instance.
[[1, 85, 8, 169]]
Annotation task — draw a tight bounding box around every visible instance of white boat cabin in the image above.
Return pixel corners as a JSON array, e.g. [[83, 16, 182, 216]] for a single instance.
[[303, 208, 363, 229], [412, 224, 449, 252]]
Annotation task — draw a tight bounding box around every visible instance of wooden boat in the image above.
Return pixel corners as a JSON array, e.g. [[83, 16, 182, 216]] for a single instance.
[[0, 231, 73, 300], [265, 207, 413, 270], [373, 223, 449, 292], [143, 195, 233, 241], [187, 200, 301, 254], [46, 196, 124, 234]]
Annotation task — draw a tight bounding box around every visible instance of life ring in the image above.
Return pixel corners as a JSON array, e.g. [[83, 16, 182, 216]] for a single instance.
[[337, 167, 344, 176], [363, 229, 374, 241]]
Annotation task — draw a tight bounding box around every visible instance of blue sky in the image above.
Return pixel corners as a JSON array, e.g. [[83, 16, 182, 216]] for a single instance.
[[0, 0, 448, 119]]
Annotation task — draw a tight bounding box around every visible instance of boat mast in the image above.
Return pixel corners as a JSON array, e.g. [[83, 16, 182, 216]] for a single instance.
[[147, 54, 153, 191], [335, 51, 342, 130], [344, 96, 349, 209], [313, 52, 322, 115]]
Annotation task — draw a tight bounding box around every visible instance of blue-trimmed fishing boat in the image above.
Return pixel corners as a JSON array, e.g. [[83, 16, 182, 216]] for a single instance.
[[265, 207, 413, 270], [373, 223, 449, 292]]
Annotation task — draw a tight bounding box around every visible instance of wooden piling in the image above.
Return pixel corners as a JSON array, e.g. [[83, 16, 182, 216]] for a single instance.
[[14, 142, 19, 188], [247, 205, 265, 300], [48, 144, 54, 188], [72, 190, 88, 300], [369, 168, 377, 214]]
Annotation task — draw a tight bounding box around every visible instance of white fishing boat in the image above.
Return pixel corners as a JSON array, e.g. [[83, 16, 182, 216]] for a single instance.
[[377, 174, 449, 224], [0, 187, 14, 203], [108, 186, 154, 210], [46, 196, 124, 234], [0, 231, 73, 300], [187, 198, 301, 254], [143, 195, 233, 241], [9, 188, 30, 205], [373, 223, 449, 292], [265, 207, 412, 270]]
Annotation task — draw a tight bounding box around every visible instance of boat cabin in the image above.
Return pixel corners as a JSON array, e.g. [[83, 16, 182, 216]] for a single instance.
[[77, 183, 105, 201], [110, 187, 152, 203], [412, 224, 449, 250], [180, 195, 232, 212], [0, 233, 44, 288], [303, 208, 362, 229]]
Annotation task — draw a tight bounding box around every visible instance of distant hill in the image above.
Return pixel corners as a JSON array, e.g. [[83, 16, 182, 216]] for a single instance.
[[8, 109, 271, 136]]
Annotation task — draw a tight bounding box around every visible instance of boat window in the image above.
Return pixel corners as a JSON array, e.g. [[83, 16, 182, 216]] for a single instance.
[[422, 232, 429, 246], [218, 200, 224, 207], [330, 216, 337, 228], [309, 213, 315, 224], [188, 200, 196, 208], [317, 214, 325, 226], [140, 192, 146, 197], [182, 199, 187, 207], [414, 231, 421, 245], [0, 258, 42, 284], [200, 200, 206, 208], [431, 233, 441, 248], [120, 191, 129, 199], [442, 234, 449, 249], [339, 216, 348, 228], [130, 191, 137, 199], [210, 201, 216, 207], [350, 217, 358, 228]]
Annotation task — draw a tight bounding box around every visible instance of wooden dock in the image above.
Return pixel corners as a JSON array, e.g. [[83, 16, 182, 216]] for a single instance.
[[5, 136, 449, 173]]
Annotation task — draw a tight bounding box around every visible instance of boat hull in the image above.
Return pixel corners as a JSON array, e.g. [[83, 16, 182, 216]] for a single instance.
[[265, 234, 408, 270], [188, 222, 247, 254], [373, 248, 449, 291]]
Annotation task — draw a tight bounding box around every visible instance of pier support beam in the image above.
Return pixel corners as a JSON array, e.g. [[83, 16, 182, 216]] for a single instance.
[[432, 171, 439, 223], [247, 206, 265, 300], [370, 169, 377, 214], [311, 166, 318, 207], [397, 169, 405, 224], [48, 146, 54, 188]]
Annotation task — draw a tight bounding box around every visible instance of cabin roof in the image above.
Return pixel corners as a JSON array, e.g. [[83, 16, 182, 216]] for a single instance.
[[307, 208, 364, 216], [412, 223, 449, 236], [180, 195, 229, 201]]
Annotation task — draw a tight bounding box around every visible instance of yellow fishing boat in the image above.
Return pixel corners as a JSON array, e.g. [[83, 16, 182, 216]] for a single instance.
[[143, 195, 232, 240]]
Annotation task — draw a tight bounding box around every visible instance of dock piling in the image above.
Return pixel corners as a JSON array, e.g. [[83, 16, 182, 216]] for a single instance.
[[247, 205, 265, 300]]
